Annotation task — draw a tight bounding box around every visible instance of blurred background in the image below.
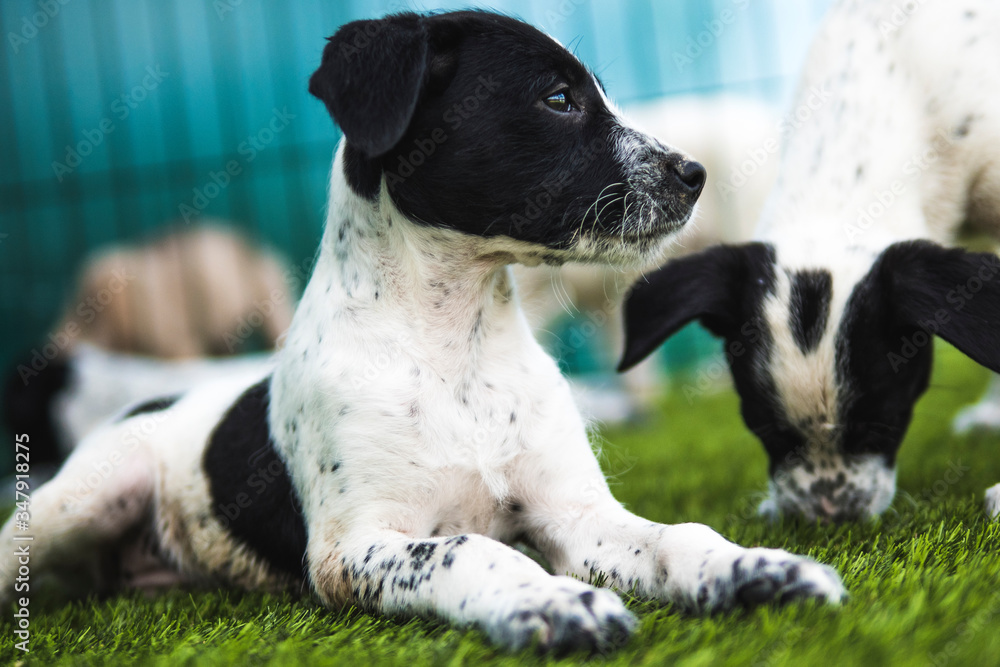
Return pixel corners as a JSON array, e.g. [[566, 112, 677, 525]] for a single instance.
[[0, 0, 835, 470]]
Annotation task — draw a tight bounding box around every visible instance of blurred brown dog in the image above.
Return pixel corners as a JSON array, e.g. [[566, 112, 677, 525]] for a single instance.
[[59, 224, 294, 358], [3, 224, 294, 468]]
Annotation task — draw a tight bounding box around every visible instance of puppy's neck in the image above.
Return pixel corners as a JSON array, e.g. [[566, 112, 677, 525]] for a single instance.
[[301, 148, 523, 361]]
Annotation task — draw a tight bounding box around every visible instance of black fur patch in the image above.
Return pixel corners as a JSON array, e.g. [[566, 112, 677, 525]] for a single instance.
[[788, 270, 832, 354], [619, 242, 777, 371], [833, 241, 1000, 464], [203, 377, 309, 580], [120, 395, 181, 421], [3, 355, 70, 466]]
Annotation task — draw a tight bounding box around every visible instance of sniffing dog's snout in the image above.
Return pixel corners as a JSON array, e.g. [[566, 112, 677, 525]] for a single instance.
[[664, 156, 707, 199]]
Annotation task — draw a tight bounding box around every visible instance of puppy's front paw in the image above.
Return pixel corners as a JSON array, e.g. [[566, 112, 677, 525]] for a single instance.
[[985, 484, 1000, 519], [696, 548, 845, 613], [487, 577, 636, 654]]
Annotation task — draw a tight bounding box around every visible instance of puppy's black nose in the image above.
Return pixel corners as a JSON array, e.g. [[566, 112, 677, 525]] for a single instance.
[[670, 159, 706, 196]]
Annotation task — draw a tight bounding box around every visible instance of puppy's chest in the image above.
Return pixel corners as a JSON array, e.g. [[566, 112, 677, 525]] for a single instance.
[[289, 332, 559, 505], [383, 357, 542, 473]]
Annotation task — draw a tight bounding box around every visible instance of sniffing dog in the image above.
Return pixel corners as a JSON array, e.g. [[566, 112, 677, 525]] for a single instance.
[[620, 0, 1000, 521], [0, 12, 844, 653]]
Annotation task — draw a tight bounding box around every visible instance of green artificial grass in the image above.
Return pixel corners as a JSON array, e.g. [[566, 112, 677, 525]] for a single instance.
[[3, 342, 1000, 665]]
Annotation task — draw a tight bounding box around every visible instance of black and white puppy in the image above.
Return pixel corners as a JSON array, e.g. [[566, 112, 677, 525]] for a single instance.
[[0, 12, 844, 653], [620, 0, 1000, 522]]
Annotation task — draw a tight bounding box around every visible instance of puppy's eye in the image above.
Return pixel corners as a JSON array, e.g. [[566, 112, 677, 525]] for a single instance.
[[543, 90, 575, 113]]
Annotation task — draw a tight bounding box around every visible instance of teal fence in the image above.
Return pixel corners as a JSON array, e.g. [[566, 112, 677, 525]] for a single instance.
[[0, 0, 832, 392]]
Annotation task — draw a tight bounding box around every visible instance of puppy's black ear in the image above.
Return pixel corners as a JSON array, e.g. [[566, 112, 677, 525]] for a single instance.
[[883, 240, 1000, 372], [310, 14, 428, 157], [619, 243, 775, 371]]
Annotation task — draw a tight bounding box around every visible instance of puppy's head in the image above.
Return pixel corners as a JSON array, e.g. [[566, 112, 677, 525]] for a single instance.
[[309, 11, 705, 266], [620, 240, 1000, 521]]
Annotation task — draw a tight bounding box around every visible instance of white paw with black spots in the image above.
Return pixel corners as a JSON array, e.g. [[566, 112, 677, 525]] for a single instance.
[[985, 484, 1000, 519], [486, 577, 636, 654], [695, 548, 845, 613]]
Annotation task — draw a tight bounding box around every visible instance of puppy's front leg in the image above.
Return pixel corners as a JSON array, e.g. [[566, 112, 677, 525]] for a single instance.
[[307, 531, 635, 652], [521, 477, 844, 612]]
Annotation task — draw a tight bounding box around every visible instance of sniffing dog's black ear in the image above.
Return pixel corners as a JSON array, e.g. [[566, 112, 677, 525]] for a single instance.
[[883, 240, 1000, 373], [310, 14, 429, 157], [618, 243, 775, 371]]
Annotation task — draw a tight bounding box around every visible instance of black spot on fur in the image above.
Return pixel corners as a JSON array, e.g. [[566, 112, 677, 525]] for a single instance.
[[406, 541, 437, 570], [120, 395, 182, 421], [955, 114, 974, 138], [788, 270, 833, 354], [203, 377, 308, 580]]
